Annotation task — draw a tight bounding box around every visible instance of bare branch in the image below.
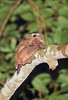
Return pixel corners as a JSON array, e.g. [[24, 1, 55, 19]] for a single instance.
[[0, 44, 68, 100]]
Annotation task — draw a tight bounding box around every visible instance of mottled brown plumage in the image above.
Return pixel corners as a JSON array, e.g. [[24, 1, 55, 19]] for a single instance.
[[14, 33, 45, 74]]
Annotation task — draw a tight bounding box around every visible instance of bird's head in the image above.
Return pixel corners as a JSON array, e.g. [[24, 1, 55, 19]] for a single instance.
[[27, 33, 45, 43]]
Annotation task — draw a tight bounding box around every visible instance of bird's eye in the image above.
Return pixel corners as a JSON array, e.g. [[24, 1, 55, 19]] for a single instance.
[[33, 34, 36, 37]]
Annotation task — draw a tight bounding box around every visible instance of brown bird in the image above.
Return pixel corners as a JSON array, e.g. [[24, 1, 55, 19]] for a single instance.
[[14, 33, 45, 74]]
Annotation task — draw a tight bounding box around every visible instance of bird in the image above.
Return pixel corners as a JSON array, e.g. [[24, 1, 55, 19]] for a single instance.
[[14, 33, 45, 74]]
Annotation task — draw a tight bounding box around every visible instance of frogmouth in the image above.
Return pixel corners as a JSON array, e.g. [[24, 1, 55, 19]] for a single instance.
[[14, 33, 45, 74]]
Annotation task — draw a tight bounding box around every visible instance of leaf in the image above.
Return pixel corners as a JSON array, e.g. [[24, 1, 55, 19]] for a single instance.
[[62, 94, 68, 100], [4, 24, 17, 33], [57, 74, 68, 83], [6, 64, 13, 70], [37, 73, 51, 85], [58, 16, 68, 28], [32, 78, 49, 94], [5, 53, 13, 60], [8, 31, 21, 38], [41, 8, 54, 18], [32, 73, 51, 94], [0, 66, 6, 72], [1, 0, 17, 5], [13, 2, 31, 15], [0, 47, 11, 53], [50, 29, 68, 44], [59, 69, 68, 74], [49, 92, 60, 100], [21, 12, 35, 21], [27, 22, 38, 33], [35, 0, 43, 6], [56, 69, 68, 88], [49, 93, 68, 100], [59, 6, 68, 17], [10, 38, 17, 50], [59, 85, 68, 93], [0, 73, 10, 82], [8, 70, 15, 74], [10, 15, 17, 22]]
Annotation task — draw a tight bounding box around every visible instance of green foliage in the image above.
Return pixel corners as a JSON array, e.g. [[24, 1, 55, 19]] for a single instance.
[[48, 92, 68, 100], [32, 73, 51, 95], [56, 69, 68, 89], [30, 70, 68, 100], [0, 0, 68, 99]]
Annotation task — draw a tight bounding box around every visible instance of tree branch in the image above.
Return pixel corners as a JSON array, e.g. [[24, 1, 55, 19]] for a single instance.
[[0, 0, 22, 37], [0, 44, 68, 100]]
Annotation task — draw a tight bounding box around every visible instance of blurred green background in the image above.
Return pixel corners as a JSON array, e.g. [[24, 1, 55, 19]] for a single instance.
[[0, 0, 68, 100]]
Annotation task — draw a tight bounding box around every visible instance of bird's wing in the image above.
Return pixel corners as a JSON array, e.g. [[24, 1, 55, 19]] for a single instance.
[[15, 45, 39, 65], [17, 39, 31, 53]]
